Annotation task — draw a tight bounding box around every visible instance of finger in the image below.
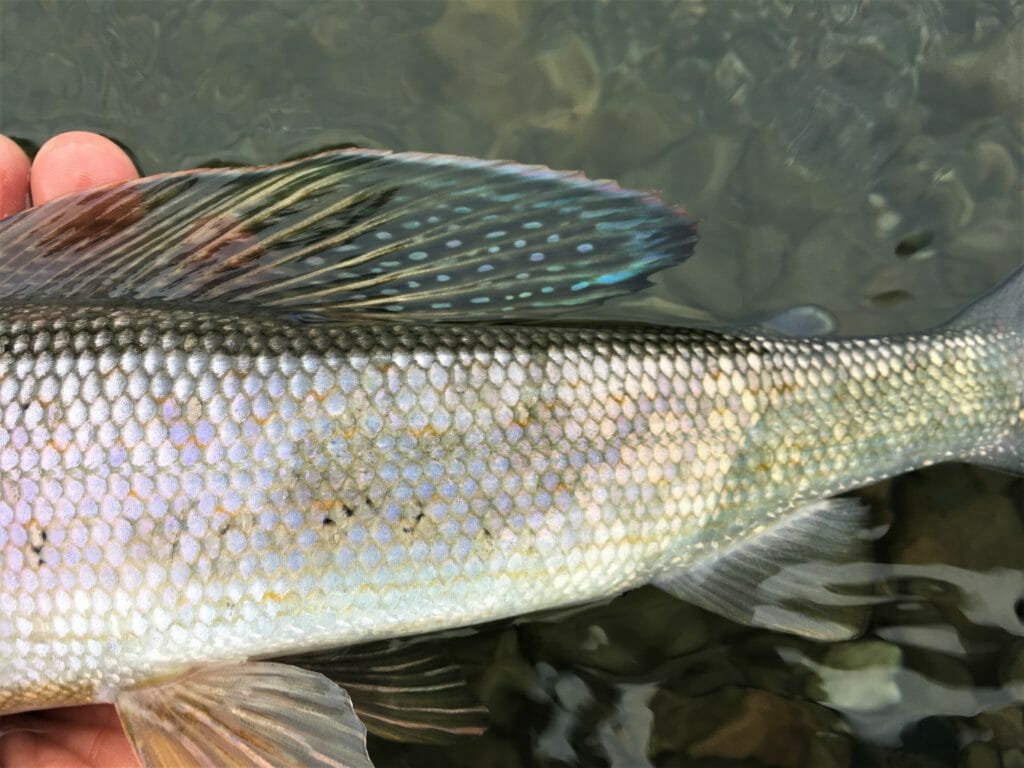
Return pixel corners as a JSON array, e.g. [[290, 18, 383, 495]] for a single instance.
[[30, 131, 138, 206], [0, 134, 32, 218], [1, 705, 141, 768]]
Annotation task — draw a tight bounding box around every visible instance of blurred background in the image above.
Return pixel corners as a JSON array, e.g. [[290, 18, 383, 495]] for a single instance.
[[1, 2, 1022, 766]]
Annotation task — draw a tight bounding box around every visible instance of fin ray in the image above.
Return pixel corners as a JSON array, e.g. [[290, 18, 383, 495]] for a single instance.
[[276, 641, 488, 745], [654, 498, 882, 640], [115, 662, 373, 768], [0, 149, 697, 322]]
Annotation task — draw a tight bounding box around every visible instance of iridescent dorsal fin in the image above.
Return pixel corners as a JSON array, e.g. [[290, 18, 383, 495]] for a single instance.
[[0, 149, 697, 322]]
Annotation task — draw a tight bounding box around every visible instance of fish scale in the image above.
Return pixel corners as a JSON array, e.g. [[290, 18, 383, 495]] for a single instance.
[[1, 299, 1016, 715], [0, 150, 1019, 767]]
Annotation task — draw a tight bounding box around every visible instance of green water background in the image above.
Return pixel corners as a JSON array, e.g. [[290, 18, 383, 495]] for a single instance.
[[1, 2, 1022, 766]]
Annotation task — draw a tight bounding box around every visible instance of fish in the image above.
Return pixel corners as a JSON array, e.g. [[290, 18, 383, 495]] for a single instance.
[[0, 148, 1020, 767]]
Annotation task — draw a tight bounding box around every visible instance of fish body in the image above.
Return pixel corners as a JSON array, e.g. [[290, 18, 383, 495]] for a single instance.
[[0, 150, 1020, 767]]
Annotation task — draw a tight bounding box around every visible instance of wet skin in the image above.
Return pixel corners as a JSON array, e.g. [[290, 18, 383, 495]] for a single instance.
[[0, 131, 141, 768]]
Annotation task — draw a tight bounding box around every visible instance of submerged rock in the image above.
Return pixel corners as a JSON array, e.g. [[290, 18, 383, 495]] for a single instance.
[[975, 706, 1024, 754], [886, 466, 1023, 571], [960, 742, 1002, 768], [650, 688, 844, 768], [806, 640, 904, 712], [520, 587, 713, 677]]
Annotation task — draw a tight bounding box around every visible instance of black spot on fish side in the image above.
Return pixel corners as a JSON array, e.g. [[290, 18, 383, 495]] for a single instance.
[[29, 528, 47, 565], [218, 523, 230, 536], [401, 511, 426, 535], [342, 504, 355, 518], [322, 516, 335, 527]]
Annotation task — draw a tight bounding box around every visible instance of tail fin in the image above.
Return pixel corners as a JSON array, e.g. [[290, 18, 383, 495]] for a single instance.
[[949, 265, 1023, 474]]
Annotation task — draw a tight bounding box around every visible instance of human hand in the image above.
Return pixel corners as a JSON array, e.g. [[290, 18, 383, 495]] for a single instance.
[[0, 705, 140, 768], [0, 130, 139, 215], [0, 130, 141, 768]]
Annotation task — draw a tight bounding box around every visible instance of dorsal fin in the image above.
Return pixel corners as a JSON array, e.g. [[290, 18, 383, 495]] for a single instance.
[[0, 149, 697, 322]]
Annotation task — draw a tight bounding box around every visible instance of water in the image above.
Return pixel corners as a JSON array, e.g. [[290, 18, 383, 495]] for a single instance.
[[1, 1, 1022, 766]]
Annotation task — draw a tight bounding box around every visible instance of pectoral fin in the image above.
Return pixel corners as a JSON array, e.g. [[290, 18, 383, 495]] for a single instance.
[[654, 498, 884, 640], [277, 640, 489, 745], [115, 662, 374, 768]]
